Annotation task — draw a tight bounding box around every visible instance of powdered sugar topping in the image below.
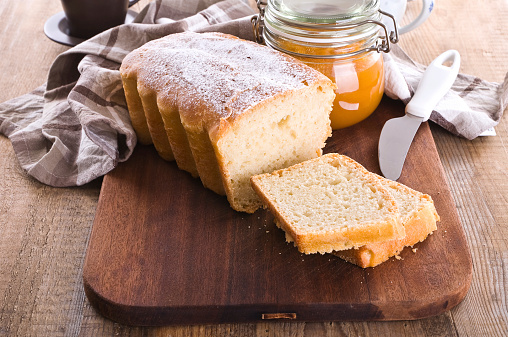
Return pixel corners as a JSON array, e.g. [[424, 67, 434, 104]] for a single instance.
[[131, 32, 323, 123]]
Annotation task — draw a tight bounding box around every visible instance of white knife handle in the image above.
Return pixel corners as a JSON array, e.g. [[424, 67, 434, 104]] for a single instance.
[[406, 50, 460, 122]]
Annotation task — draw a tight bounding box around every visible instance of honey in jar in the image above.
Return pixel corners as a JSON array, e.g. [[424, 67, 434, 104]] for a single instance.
[[253, 0, 398, 129]]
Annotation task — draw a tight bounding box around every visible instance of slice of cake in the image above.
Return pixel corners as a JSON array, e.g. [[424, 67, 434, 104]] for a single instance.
[[250, 153, 405, 254], [334, 175, 439, 267], [120, 32, 336, 213]]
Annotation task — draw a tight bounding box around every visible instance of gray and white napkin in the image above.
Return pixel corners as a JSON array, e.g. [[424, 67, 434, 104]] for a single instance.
[[384, 45, 508, 139], [0, 0, 506, 187]]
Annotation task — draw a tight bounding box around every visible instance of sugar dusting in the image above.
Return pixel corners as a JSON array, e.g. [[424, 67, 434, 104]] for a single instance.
[[131, 32, 322, 123]]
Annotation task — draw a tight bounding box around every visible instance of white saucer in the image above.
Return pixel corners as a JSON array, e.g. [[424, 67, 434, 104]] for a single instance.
[[44, 10, 137, 47]]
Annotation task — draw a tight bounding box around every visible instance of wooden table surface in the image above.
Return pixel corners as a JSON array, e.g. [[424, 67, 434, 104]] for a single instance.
[[0, 0, 506, 336]]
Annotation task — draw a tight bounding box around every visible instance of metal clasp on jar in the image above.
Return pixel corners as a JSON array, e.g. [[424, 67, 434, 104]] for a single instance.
[[251, 0, 399, 58], [251, 0, 267, 44]]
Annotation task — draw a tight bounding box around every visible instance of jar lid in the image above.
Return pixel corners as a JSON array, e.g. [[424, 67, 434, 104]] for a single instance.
[[263, 0, 382, 45], [269, 0, 379, 24], [251, 0, 398, 58]]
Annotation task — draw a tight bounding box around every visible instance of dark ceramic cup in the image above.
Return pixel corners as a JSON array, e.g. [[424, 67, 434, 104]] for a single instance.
[[61, 0, 139, 39]]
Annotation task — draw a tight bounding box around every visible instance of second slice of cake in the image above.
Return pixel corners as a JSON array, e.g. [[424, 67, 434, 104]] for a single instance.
[[334, 175, 439, 267]]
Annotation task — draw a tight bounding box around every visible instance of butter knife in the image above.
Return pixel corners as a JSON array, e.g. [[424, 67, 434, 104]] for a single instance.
[[378, 50, 460, 180]]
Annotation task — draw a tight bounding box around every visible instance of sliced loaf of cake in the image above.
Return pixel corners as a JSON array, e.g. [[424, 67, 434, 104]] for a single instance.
[[120, 32, 336, 213]]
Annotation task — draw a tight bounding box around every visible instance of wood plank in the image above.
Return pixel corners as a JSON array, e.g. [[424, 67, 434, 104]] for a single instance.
[[83, 97, 472, 326]]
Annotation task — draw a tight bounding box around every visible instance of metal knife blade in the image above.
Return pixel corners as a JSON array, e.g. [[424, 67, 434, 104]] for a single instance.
[[378, 114, 423, 181], [378, 50, 461, 180]]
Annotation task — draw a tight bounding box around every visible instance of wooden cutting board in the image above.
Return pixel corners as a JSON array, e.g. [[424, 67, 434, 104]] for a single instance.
[[83, 97, 472, 326]]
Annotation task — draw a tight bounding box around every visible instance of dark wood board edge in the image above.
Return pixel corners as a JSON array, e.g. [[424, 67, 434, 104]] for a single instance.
[[84, 276, 470, 326]]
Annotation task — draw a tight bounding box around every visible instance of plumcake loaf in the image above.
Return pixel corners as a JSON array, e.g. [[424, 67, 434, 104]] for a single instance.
[[335, 176, 439, 268], [120, 32, 335, 213], [250, 154, 405, 254]]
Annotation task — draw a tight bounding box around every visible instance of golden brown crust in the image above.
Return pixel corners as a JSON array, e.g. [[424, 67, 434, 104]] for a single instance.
[[156, 94, 199, 177], [121, 74, 153, 145], [137, 85, 175, 161]]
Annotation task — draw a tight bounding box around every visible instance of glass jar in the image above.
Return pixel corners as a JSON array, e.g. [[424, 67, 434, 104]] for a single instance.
[[252, 0, 398, 129]]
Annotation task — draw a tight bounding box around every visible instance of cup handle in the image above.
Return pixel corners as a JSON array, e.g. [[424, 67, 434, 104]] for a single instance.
[[128, 0, 140, 7], [399, 0, 434, 34]]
